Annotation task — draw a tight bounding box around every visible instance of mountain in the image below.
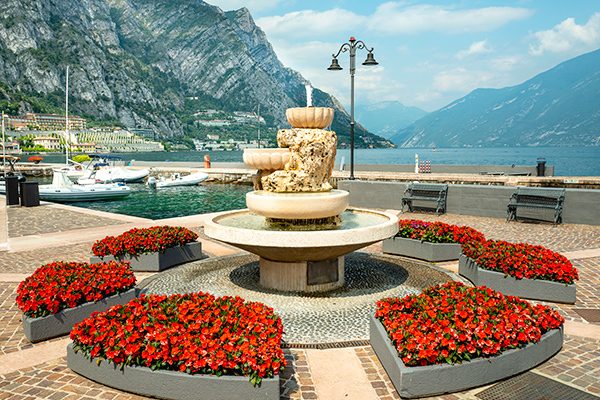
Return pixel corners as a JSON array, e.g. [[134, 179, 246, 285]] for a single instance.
[[355, 101, 428, 139], [390, 48, 600, 147], [0, 0, 387, 146]]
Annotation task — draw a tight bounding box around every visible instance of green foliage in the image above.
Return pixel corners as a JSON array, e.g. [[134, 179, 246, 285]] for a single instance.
[[72, 155, 91, 163]]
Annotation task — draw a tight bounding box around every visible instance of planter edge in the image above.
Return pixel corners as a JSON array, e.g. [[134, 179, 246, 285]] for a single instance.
[[370, 314, 563, 398], [23, 288, 138, 343], [90, 242, 203, 271], [382, 237, 461, 262], [458, 254, 576, 304], [67, 343, 279, 400]]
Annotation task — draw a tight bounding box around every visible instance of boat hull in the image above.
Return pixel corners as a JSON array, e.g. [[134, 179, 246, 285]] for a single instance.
[[38, 186, 131, 202]]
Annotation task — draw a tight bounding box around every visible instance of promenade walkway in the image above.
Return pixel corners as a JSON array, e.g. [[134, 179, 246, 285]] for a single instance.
[[1, 198, 599, 399]]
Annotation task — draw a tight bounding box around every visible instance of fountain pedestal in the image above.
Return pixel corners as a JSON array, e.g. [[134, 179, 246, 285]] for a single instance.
[[260, 257, 344, 292]]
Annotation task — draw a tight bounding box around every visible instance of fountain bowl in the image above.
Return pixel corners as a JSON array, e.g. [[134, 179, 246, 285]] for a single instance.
[[243, 148, 291, 170], [204, 207, 399, 263], [246, 189, 349, 220], [286, 107, 334, 129]]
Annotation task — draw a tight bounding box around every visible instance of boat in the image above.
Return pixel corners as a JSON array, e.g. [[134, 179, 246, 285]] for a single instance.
[[56, 159, 92, 181], [77, 155, 149, 184], [38, 170, 131, 202], [147, 172, 209, 188]]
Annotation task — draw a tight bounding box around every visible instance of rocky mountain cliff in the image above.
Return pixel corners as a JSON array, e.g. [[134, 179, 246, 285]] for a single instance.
[[391, 48, 600, 147], [0, 0, 377, 144]]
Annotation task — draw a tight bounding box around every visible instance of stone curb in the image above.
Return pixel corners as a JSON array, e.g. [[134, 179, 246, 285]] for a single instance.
[[382, 237, 461, 262], [23, 288, 138, 343], [458, 254, 576, 304], [67, 343, 280, 400], [370, 314, 563, 398], [90, 242, 203, 272]]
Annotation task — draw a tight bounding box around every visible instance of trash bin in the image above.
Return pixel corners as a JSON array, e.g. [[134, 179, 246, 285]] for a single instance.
[[5, 175, 20, 206], [20, 181, 40, 207], [536, 158, 546, 177]]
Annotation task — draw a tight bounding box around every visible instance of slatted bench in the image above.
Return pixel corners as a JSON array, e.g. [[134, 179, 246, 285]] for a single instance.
[[506, 187, 565, 227], [401, 183, 448, 216]]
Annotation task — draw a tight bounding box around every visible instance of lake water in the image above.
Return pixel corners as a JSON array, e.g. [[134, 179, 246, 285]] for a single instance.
[[34, 146, 600, 176], [28, 146, 599, 220]]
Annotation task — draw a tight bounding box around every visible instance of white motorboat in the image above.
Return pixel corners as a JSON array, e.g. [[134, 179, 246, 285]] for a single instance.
[[78, 166, 149, 185], [147, 172, 209, 188], [38, 170, 131, 202], [55, 159, 91, 181]]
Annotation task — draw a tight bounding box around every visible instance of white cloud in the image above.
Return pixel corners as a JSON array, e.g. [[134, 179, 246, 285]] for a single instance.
[[204, 0, 282, 12], [529, 13, 600, 55], [489, 55, 521, 72], [369, 4, 534, 35], [256, 8, 364, 38], [432, 68, 494, 93], [455, 40, 492, 59]]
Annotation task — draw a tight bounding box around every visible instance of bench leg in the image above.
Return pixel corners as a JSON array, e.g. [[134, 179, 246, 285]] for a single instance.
[[506, 206, 516, 223]]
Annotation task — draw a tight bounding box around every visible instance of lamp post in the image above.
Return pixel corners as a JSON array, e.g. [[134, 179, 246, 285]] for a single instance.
[[328, 37, 378, 180]]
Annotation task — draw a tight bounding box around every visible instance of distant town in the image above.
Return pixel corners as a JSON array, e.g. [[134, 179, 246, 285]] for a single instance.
[[0, 109, 272, 154]]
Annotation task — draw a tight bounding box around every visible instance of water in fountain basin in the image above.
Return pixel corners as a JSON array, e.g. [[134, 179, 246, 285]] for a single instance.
[[215, 210, 390, 232]]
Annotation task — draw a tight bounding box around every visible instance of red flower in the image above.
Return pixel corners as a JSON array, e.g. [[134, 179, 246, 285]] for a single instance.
[[92, 226, 198, 258], [16, 261, 136, 318], [396, 219, 485, 247], [375, 282, 563, 367], [70, 292, 286, 387], [461, 240, 578, 284]]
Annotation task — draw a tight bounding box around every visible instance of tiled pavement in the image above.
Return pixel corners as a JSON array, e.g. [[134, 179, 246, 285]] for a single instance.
[[1, 200, 600, 399]]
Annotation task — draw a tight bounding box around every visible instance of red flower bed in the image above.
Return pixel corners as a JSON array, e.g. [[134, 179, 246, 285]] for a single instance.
[[70, 293, 286, 386], [462, 240, 578, 284], [396, 219, 485, 246], [92, 226, 198, 258], [16, 261, 136, 318], [376, 281, 563, 367]]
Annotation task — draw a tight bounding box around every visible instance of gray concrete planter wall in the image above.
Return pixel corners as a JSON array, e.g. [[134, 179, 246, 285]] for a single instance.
[[90, 242, 203, 272], [67, 343, 279, 400], [458, 254, 576, 304], [370, 314, 563, 399], [23, 288, 137, 343], [382, 237, 461, 262]]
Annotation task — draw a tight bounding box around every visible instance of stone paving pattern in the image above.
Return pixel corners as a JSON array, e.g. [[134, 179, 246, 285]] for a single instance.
[[1, 206, 600, 399]]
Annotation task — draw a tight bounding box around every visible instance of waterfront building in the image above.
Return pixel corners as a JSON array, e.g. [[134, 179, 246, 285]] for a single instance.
[[33, 136, 61, 150], [5, 113, 86, 131]]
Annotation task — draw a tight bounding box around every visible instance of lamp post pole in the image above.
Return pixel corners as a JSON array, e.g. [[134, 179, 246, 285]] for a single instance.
[[328, 37, 378, 180]]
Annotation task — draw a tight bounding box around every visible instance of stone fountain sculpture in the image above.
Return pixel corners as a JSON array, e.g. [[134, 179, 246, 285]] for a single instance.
[[205, 103, 398, 293]]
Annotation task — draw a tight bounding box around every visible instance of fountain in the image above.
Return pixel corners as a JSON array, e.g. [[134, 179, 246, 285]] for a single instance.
[[205, 100, 399, 293]]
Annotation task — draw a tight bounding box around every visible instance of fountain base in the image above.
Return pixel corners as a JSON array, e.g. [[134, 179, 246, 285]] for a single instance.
[[260, 256, 344, 292]]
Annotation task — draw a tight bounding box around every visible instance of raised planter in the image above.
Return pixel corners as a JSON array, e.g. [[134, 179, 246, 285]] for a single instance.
[[370, 314, 563, 399], [23, 288, 137, 343], [458, 254, 576, 304], [90, 242, 203, 272], [382, 236, 461, 262], [67, 343, 280, 400]]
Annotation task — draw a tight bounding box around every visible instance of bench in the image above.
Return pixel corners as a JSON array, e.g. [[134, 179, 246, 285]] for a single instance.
[[506, 187, 565, 227], [401, 183, 448, 216]]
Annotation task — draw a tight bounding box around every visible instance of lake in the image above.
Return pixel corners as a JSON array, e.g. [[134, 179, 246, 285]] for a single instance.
[[33, 146, 600, 177]]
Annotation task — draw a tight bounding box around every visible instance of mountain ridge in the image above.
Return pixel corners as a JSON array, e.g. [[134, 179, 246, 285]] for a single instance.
[[0, 0, 390, 147], [390, 48, 600, 147]]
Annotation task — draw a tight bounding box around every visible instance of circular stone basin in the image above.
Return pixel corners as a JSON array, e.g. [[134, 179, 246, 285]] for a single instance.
[[246, 189, 350, 220], [204, 207, 399, 263], [286, 107, 334, 129], [243, 148, 291, 170]]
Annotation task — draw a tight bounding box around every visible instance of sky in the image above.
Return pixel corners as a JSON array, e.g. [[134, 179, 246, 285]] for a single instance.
[[205, 1, 600, 112]]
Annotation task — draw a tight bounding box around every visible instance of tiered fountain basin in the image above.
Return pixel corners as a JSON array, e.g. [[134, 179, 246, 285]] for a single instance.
[[286, 107, 334, 129], [242, 148, 291, 170], [246, 190, 349, 220], [204, 208, 398, 293]]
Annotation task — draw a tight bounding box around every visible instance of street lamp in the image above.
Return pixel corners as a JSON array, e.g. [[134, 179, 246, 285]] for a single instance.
[[328, 37, 378, 180]]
